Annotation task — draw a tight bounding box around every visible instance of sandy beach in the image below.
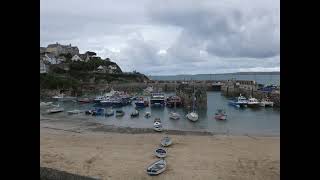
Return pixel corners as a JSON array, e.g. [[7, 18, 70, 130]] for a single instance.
[[40, 116, 280, 180]]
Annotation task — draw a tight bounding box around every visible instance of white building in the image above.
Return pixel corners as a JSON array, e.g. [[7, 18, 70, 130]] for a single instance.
[[71, 54, 83, 62], [40, 61, 48, 74]]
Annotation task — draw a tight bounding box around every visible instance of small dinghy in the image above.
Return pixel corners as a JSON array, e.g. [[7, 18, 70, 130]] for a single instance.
[[160, 136, 172, 147], [214, 109, 227, 120], [169, 112, 180, 120], [92, 108, 105, 116], [146, 159, 166, 175], [154, 122, 163, 132], [130, 110, 139, 117], [115, 110, 125, 117], [47, 107, 64, 114], [85, 109, 94, 115], [67, 109, 81, 115], [145, 112, 151, 118], [154, 148, 167, 158], [105, 109, 114, 116]]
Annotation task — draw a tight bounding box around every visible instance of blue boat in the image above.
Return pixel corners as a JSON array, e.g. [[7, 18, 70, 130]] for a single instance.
[[92, 108, 105, 116], [229, 94, 248, 108], [134, 97, 149, 108]]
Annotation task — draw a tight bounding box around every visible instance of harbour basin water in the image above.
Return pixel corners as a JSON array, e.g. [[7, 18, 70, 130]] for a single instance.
[[40, 92, 280, 136]]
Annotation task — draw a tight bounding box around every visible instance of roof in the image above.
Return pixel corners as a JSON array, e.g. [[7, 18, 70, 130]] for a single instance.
[[46, 53, 56, 59]]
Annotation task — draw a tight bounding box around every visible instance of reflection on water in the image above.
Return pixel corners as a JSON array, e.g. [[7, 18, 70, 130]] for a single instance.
[[41, 92, 280, 136]]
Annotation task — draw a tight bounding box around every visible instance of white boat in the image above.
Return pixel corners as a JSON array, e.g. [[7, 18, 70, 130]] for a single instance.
[[145, 112, 151, 118], [160, 137, 172, 147], [154, 121, 163, 132], [186, 83, 199, 122], [169, 112, 180, 120], [260, 97, 274, 107], [247, 97, 260, 107], [40, 102, 53, 106], [186, 112, 199, 122], [154, 148, 167, 158], [67, 109, 81, 115], [146, 159, 166, 175], [47, 107, 64, 114]]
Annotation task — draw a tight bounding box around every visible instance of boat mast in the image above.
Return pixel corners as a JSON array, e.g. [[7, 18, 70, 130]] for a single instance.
[[174, 81, 177, 111], [192, 80, 195, 113]]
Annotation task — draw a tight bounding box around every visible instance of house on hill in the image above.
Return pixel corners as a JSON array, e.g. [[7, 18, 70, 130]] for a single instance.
[[71, 54, 83, 62]]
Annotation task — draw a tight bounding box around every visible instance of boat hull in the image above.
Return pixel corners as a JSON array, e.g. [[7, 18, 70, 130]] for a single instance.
[[186, 112, 199, 122]]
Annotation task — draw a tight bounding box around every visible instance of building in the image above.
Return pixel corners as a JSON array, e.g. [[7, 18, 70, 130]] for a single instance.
[[46, 42, 79, 56], [71, 54, 83, 62], [40, 61, 48, 74]]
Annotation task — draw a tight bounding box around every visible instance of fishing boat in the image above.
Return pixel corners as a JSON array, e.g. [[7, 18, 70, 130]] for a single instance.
[[47, 107, 64, 114], [160, 136, 172, 147], [247, 97, 260, 108], [150, 93, 165, 107], [154, 148, 167, 158], [259, 97, 274, 107], [214, 109, 227, 120], [67, 109, 81, 115], [145, 112, 151, 118], [229, 94, 248, 108], [105, 108, 114, 116], [115, 110, 125, 117], [146, 159, 166, 175], [130, 110, 139, 117], [134, 97, 149, 108], [186, 83, 199, 122]]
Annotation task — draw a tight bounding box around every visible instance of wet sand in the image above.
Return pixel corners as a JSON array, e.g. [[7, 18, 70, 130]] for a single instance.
[[40, 116, 280, 180]]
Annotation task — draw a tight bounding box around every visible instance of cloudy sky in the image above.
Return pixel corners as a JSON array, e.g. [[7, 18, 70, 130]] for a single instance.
[[40, 0, 279, 75]]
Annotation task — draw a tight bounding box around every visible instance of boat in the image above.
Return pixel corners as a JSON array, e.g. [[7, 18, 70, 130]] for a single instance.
[[67, 109, 81, 115], [130, 110, 139, 117], [52, 94, 76, 102], [169, 112, 180, 120], [247, 97, 260, 108], [229, 94, 248, 108], [85, 109, 94, 115], [153, 120, 163, 132], [186, 83, 199, 122], [105, 108, 114, 116], [259, 97, 274, 107], [168, 82, 181, 120], [215, 109, 227, 120], [77, 98, 92, 103], [115, 110, 125, 117], [134, 97, 149, 108], [146, 159, 166, 175], [160, 137, 172, 147], [145, 112, 151, 118], [40, 102, 53, 106], [150, 93, 165, 107], [47, 107, 64, 114], [154, 148, 167, 158], [92, 108, 105, 116]]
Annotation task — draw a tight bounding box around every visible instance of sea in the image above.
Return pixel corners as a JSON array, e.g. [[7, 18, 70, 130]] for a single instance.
[[41, 91, 280, 136], [150, 74, 280, 85]]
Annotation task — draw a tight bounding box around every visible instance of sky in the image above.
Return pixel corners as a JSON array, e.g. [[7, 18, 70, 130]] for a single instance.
[[40, 0, 280, 75]]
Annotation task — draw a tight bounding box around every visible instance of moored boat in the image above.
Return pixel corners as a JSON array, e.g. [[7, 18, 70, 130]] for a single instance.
[[214, 109, 227, 120], [229, 94, 248, 108], [186, 84, 199, 122], [247, 97, 260, 108], [150, 93, 165, 107], [47, 107, 64, 114], [160, 136, 172, 147], [154, 148, 167, 158], [130, 110, 139, 117], [146, 159, 166, 175], [259, 97, 274, 107], [115, 110, 125, 117], [77, 98, 92, 103], [105, 108, 114, 116], [169, 112, 180, 120], [145, 112, 151, 118]]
